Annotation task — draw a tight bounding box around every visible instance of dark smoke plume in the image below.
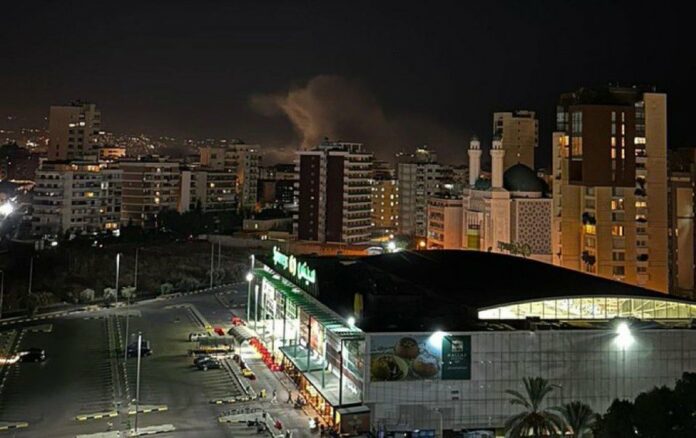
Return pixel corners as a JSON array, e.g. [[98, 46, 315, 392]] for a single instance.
[[250, 75, 466, 162]]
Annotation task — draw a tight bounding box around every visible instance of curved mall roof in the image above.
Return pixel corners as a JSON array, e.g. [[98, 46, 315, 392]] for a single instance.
[[284, 250, 696, 331]]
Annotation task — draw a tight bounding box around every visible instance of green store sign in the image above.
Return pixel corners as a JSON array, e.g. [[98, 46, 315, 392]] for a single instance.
[[272, 246, 317, 285]]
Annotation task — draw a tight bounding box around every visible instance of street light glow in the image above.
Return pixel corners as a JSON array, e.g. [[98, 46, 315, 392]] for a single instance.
[[0, 202, 14, 216], [245, 272, 254, 282], [347, 316, 356, 327], [387, 241, 396, 252], [428, 330, 447, 349], [615, 321, 634, 349]]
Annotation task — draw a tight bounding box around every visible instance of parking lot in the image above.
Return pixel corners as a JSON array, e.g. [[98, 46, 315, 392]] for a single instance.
[[0, 285, 316, 437]]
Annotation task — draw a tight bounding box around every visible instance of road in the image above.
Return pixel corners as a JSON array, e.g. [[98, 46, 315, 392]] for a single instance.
[[0, 284, 317, 437]]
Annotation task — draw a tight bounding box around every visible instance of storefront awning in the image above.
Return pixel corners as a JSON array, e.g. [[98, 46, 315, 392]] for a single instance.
[[254, 268, 364, 340], [227, 325, 255, 343]]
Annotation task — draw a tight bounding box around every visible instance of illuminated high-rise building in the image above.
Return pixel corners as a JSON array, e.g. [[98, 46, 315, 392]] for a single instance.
[[294, 140, 373, 243], [552, 86, 668, 292]]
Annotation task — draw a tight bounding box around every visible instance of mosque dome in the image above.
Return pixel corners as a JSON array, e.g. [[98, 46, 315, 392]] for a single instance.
[[503, 164, 545, 193], [474, 177, 491, 190]]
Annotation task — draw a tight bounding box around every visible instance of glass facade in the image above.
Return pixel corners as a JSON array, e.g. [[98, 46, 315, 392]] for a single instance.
[[478, 297, 696, 320], [248, 262, 365, 425]]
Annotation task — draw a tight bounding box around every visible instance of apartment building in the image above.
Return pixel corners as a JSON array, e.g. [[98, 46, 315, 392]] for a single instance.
[[48, 102, 102, 160], [552, 87, 668, 292], [199, 141, 260, 209], [493, 110, 538, 170], [120, 157, 182, 228], [181, 167, 237, 212], [398, 146, 447, 237], [295, 140, 373, 243], [32, 161, 121, 235]]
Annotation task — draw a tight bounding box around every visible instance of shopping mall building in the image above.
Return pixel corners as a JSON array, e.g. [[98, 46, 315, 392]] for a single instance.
[[246, 247, 696, 436]]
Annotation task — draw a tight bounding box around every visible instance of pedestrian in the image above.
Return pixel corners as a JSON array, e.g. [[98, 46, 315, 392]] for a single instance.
[[271, 389, 277, 404], [260, 388, 266, 399], [286, 391, 292, 404]]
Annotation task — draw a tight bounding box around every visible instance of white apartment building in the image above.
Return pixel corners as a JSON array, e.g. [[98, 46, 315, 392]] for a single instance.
[[398, 147, 447, 237], [180, 167, 237, 212], [32, 161, 121, 235], [199, 141, 261, 209]]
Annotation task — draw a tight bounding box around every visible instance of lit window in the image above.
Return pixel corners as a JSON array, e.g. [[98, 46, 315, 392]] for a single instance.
[[611, 199, 624, 210], [612, 225, 624, 236]]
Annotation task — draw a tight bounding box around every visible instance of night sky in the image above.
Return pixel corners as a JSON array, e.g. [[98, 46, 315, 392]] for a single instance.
[[1, 1, 693, 166]]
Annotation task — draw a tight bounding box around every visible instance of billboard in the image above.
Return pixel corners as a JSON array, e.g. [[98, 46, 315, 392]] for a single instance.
[[369, 334, 470, 382]]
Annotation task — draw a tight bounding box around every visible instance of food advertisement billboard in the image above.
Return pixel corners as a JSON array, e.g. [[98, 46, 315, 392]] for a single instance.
[[369, 334, 470, 382]]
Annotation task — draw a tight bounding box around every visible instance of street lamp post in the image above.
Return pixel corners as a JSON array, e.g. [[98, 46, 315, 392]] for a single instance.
[[246, 272, 253, 323], [134, 248, 139, 291], [115, 253, 121, 304], [134, 332, 142, 434], [28, 257, 33, 296], [0, 270, 4, 320], [209, 242, 214, 288], [435, 408, 443, 438]]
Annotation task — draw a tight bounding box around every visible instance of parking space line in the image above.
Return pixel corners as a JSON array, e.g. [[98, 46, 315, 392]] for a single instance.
[[75, 411, 118, 421]]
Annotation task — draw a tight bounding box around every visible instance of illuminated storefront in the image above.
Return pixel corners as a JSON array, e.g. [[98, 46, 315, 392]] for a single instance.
[[247, 247, 366, 429]]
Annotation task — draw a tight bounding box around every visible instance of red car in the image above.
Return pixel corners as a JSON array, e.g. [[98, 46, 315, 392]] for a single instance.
[[214, 327, 225, 336], [231, 316, 245, 326]]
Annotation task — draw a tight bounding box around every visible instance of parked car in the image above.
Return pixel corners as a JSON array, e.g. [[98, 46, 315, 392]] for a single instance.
[[127, 341, 152, 358], [193, 355, 213, 366], [188, 332, 208, 342], [242, 368, 256, 380], [213, 327, 225, 336], [196, 357, 221, 371], [18, 348, 46, 362]]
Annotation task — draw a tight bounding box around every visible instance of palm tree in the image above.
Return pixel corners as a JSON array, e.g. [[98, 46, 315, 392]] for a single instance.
[[553, 401, 597, 438], [505, 377, 564, 437]]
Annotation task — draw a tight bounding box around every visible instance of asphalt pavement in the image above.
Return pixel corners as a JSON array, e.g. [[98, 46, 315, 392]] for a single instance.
[[0, 284, 319, 437]]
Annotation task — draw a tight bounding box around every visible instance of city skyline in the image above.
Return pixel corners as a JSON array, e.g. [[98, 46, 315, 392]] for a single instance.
[[2, 1, 695, 166]]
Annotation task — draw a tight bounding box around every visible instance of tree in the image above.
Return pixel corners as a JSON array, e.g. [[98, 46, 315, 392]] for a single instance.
[[553, 401, 597, 438], [121, 286, 136, 301], [594, 373, 696, 438], [175, 276, 200, 291], [79, 288, 95, 303], [103, 287, 117, 303], [505, 377, 564, 437], [159, 282, 173, 295], [26, 292, 50, 316]]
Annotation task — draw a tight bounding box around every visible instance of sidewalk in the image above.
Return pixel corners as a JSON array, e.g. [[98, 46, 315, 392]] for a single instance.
[[239, 343, 321, 434]]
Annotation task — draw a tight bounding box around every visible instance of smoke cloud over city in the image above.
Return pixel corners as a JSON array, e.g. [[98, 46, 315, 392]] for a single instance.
[[250, 75, 467, 162]]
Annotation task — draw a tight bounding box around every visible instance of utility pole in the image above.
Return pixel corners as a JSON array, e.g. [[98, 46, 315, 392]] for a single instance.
[[0, 270, 4, 320], [124, 313, 130, 363], [28, 257, 33, 296], [217, 242, 221, 270], [134, 332, 142, 434], [134, 248, 139, 291], [209, 241, 214, 288]]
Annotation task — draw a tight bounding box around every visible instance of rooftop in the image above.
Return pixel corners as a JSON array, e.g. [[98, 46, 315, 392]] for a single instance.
[[262, 250, 696, 332]]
